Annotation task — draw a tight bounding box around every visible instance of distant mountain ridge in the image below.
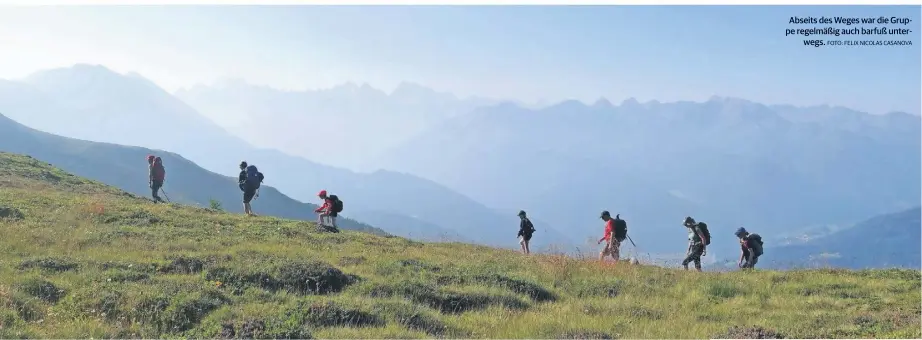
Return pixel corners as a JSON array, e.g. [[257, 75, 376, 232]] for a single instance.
[[372, 96, 921, 255], [733, 207, 921, 270], [175, 78, 500, 170], [0, 64, 576, 251], [5, 63, 915, 258]]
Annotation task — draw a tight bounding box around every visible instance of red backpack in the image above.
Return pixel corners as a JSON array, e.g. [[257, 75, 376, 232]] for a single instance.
[[151, 158, 166, 181]]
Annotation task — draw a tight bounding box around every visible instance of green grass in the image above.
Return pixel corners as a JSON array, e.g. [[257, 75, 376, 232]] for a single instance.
[[0, 152, 919, 339]]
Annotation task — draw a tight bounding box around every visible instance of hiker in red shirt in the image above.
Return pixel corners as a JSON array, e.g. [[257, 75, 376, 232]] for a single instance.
[[597, 210, 621, 262], [147, 155, 166, 203], [315, 190, 338, 228]]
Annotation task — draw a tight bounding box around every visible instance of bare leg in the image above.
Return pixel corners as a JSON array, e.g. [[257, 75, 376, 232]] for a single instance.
[[611, 241, 621, 262], [319, 214, 332, 227], [524, 240, 531, 254]]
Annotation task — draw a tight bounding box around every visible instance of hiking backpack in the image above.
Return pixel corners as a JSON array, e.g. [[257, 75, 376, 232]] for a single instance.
[[613, 217, 628, 242], [747, 233, 764, 256], [244, 165, 264, 190], [697, 222, 712, 245], [150, 157, 166, 182], [329, 194, 344, 213], [520, 218, 536, 235], [151, 158, 166, 181]]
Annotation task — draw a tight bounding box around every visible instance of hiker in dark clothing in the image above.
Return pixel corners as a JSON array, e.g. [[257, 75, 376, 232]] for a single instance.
[[681, 216, 709, 271], [517, 210, 536, 254], [238, 161, 263, 216], [148, 155, 165, 203], [735, 227, 764, 269]]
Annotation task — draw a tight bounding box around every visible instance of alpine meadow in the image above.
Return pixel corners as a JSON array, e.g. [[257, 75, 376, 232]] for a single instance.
[[0, 153, 919, 338]]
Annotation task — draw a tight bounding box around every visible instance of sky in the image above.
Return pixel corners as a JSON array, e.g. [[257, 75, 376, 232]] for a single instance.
[[0, 5, 919, 114]]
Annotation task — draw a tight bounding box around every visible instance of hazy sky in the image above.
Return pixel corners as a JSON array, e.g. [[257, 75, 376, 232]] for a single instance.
[[0, 5, 919, 114]]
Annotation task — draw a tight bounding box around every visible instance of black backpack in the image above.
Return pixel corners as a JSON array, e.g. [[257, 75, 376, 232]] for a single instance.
[[329, 194, 344, 213], [613, 216, 628, 242], [697, 222, 712, 245], [240, 165, 264, 190], [523, 218, 536, 233], [747, 233, 764, 256]]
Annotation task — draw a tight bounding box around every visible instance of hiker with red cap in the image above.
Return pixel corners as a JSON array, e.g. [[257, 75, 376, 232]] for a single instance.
[[147, 155, 166, 203], [315, 190, 343, 229]]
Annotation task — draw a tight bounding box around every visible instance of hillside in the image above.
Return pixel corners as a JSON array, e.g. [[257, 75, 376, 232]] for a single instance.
[[0, 114, 386, 236], [0, 65, 576, 250], [0, 153, 919, 339], [759, 207, 922, 270], [373, 98, 921, 255]]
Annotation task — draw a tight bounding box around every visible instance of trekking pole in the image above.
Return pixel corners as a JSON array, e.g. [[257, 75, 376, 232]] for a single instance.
[[625, 234, 642, 263], [160, 188, 171, 203], [626, 234, 637, 248]]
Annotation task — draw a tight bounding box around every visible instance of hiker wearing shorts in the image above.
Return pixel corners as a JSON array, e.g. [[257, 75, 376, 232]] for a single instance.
[[147, 155, 165, 203], [681, 216, 709, 271], [315, 190, 337, 228], [597, 210, 620, 262], [517, 210, 536, 255], [238, 161, 263, 216]]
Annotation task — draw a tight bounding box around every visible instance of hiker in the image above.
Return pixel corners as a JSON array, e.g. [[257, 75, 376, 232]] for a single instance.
[[315, 190, 343, 229], [517, 210, 536, 254], [681, 216, 711, 271], [238, 161, 264, 216], [147, 155, 165, 203], [597, 210, 623, 262], [735, 227, 764, 269]]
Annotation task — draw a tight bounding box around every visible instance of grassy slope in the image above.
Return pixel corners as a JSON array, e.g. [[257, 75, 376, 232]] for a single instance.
[[0, 114, 387, 236], [0, 153, 919, 339]]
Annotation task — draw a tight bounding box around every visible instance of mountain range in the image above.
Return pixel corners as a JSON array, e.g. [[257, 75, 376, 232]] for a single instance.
[[365, 97, 921, 255], [2, 63, 918, 259], [0, 64, 575, 250], [176, 78, 921, 256], [175, 79, 499, 171], [154, 72, 922, 257]]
